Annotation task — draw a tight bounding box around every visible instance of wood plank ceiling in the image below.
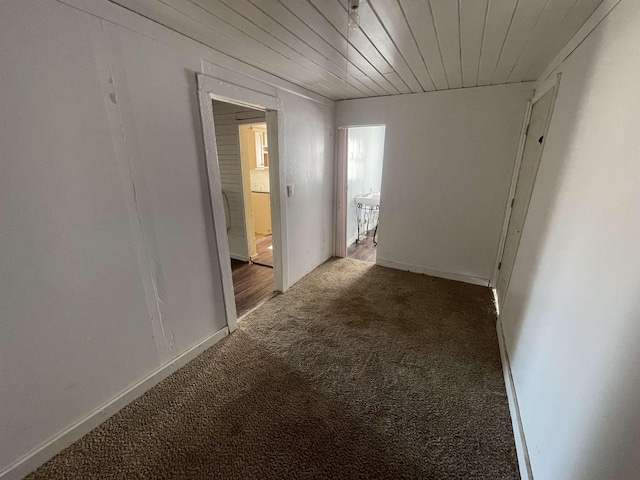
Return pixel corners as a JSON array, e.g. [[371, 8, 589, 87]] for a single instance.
[[111, 0, 604, 100]]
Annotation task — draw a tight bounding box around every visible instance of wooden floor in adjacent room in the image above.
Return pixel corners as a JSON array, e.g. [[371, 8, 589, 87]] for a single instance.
[[231, 259, 274, 317], [347, 236, 377, 263], [230, 235, 275, 316], [253, 234, 273, 267]]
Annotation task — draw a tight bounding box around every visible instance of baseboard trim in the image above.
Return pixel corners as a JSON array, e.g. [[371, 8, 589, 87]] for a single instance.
[[496, 318, 533, 480], [230, 253, 249, 262], [376, 258, 489, 286], [1, 326, 230, 480]]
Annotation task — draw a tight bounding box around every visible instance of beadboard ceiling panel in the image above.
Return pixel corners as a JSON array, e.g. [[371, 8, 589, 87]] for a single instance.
[[110, 0, 604, 100]]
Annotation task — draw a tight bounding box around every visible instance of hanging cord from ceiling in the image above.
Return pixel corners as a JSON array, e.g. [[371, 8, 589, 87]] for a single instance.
[[345, 0, 361, 99]]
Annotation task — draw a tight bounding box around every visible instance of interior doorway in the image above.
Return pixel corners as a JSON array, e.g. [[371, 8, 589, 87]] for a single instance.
[[197, 74, 286, 332], [212, 101, 275, 317], [238, 123, 273, 268], [339, 126, 386, 263], [495, 80, 559, 306]]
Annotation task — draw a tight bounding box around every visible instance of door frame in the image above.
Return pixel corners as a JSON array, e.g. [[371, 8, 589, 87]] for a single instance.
[[335, 128, 348, 257], [490, 73, 562, 295], [197, 74, 287, 332], [335, 124, 386, 258]]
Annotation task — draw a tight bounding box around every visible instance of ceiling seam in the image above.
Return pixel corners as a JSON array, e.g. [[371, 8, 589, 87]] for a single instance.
[[366, 0, 427, 91], [396, 0, 439, 90], [334, 0, 412, 93], [305, 0, 400, 95], [275, 0, 387, 96], [428, 0, 451, 89], [505, 0, 553, 82], [183, 0, 359, 94], [173, 0, 357, 96], [490, 0, 520, 84], [345, 14, 411, 92], [68, 0, 336, 100], [521, 0, 582, 80], [475, 0, 491, 86], [109, 0, 340, 98], [276, 0, 370, 79], [246, 0, 369, 97], [540, 0, 623, 82]]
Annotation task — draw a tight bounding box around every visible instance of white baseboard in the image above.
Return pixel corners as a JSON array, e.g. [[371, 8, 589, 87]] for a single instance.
[[346, 233, 357, 246], [496, 318, 533, 480], [375, 258, 489, 286], [1, 327, 229, 480], [230, 253, 249, 262]]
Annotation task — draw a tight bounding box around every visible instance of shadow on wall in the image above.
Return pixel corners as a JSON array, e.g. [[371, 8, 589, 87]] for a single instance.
[[501, 3, 640, 478]]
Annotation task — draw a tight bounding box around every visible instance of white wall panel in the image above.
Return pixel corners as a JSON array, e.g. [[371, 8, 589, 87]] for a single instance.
[[280, 91, 335, 284], [336, 83, 533, 284], [0, 0, 335, 475], [500, 1, 640, 478], [0, 1, 160, 471], [116, 27, 228, 354]]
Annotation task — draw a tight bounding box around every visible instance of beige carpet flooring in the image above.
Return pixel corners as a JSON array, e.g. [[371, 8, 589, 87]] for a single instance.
[[28, 258, 519, 479]]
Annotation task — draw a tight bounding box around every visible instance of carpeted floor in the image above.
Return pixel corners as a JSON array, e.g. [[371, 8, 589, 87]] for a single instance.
[[27, 258, 519, 479]]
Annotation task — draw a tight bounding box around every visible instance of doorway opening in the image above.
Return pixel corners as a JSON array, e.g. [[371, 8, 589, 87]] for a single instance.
[[212, 101, 275, 317], [339, 125, 386, 263], [238, 122, 273, 268]]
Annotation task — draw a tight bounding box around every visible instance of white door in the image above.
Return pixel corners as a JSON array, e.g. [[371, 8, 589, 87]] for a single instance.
[[496, 87, 555, 304]]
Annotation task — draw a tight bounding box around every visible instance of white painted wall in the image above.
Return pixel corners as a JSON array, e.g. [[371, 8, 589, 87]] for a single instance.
[[346, 126, 385, 244], [281, 91, 335, 284], [500, 1, 640, 479], [0, 4, 170, 473], [0, 0, 334, 476], [336, 84, 533, 284]]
